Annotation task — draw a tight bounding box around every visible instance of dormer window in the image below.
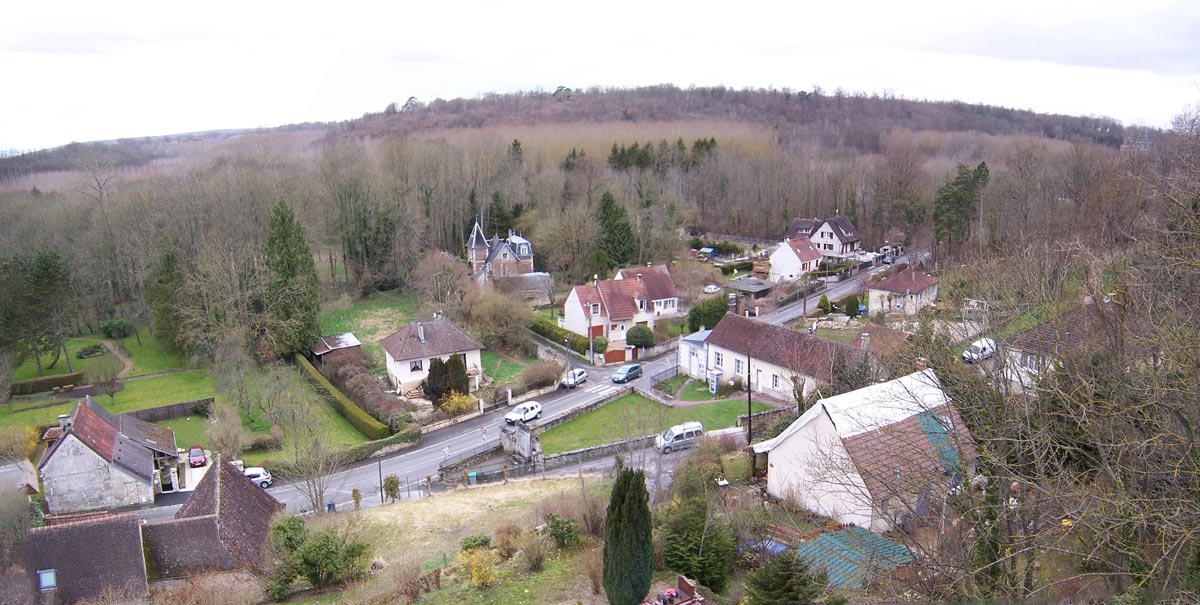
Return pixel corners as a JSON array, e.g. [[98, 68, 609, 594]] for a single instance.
[[591, 303, 601, 315], [502, 252, 509, 259], [38, 569, 56, 591], [637, 299, 645, 311]]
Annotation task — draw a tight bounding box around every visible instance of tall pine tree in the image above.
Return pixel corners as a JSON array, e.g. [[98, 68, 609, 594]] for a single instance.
[[264, 198, 321, 358], [603, 468, 653, 605], [597, 192, 635, 268], [149, 248, 185, 352], [744, 550, 824, 605], [423, 357, 447, 404], [932, 161, 990, 255], [445, 354, 469, 395]]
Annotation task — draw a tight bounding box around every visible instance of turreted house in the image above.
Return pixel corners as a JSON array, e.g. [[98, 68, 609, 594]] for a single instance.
[[466, 219, 535, 278]]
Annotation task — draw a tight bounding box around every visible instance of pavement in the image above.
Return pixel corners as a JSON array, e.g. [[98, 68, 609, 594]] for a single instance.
[[758, 255, 910, 326], [134, 352, 680, 523]]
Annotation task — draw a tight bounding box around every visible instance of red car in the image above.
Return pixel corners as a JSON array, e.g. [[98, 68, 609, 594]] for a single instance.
[[188, 446, 207, 467]]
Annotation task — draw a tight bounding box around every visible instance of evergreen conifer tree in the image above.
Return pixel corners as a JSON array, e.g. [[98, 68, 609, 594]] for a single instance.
[[603, 468, 653, 605], [744, 550, 824, 605], [445, 354, 469, 395], [264, 198, 320, 357], [597, 192, 635, 268], [149, 249, 185, 352], [424, 357, 447, 404]]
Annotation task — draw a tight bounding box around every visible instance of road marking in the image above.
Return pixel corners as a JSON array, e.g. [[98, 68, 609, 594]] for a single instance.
[[584, 385, 619, 395]]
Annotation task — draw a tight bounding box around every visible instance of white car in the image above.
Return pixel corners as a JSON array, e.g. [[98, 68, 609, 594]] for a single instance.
[[504, 401, 543, 424], [962, 337, 997, 364], [561, 368, 587, 388], [244, 467, 272, 488], [703, 284, 721, 294]]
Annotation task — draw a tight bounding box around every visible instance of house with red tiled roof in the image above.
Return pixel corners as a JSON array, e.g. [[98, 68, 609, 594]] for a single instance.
[[560, 265, 681, 353], [868, 269, 939, 316], [752, 369, 976, 533], [16, 458, 283, 604], [703, 314, 853, 401], [769, 236, 822, 283], [38, 396, 178, 514], [381, 316, 484, 393]]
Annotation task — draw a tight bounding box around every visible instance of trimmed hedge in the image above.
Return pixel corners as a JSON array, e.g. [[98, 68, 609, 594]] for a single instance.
[[718, 260, 753, 275], [11, 371, 87, 396], [294, 355, 390, 440], [531, 318, 591, 356]]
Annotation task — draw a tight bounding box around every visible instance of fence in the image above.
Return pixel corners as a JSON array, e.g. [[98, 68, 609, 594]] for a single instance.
[[438, 442, 502, 474], [126, 398, 214, 423], [651, 365, 679, 384]]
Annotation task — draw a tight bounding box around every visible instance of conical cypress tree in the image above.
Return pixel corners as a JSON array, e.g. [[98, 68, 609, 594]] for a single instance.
[[424, 357, 447, 404], [603, 468, 653, 605]]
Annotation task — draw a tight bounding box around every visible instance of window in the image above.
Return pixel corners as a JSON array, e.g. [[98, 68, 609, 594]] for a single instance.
[[637, 299, 644, 310], [38, 569, 56, 591], [714, 352, 724, 368], [409, 359, 424, 372], [502, 252, 509, 259], [772, 374, 780, 389], [591, 303, 601, 315], [735, 359, 743, 374]]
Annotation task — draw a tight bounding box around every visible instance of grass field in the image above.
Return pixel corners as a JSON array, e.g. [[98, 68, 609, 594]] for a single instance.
[[319, 290, 421, 364], [679, 379, 726, 401], [0, 371, 215, 429], [815, 326, 861, 344], [480, 350, 526, 385], [538, 393, 770, 454], [111, 326, 187, 376], [10, 339, 119, 383], [654, 374, 687, 395]]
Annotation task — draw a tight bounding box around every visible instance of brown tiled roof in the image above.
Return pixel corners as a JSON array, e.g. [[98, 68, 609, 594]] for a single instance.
[[706, 314, 853, 382], [842, 406, 975, 502], [380, 317, 484, 362], [872, 270, 938, 295], [784, 236, 822, 263], [143, 516, 237, 579], [785, 217, 822, 240], [1005, 303, 1114, 358], [20, 514, 149, 604], [575, 267, 678, 322], [170, 458, 285, 573], [849, 324, 911, 357], [312, 332, 363, 356], [824, 216, 862, 243]]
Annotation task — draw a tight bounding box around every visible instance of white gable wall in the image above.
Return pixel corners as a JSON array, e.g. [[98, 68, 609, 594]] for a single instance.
[[386, 350, 484, 394], [41, 434, 152, 514], [705, 342, 820, 401]]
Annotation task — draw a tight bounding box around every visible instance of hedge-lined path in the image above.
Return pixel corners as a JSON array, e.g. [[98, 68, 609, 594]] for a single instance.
[[75, 338, 134, 378]]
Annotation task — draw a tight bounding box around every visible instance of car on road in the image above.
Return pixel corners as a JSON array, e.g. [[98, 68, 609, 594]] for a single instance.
[[561, 368, 587, 388], [703, 284, 721, 294], [655, 421, 705, 454], [962, 337, 997, 364], [505, 401, 543, 424], [244, 467, 272, 488], [882, 255, 894, 264], [187, 446, 207, 467], [611, 363, 643, 383]]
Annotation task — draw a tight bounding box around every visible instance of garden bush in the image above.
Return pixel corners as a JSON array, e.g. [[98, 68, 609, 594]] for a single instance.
[[522, 360, 563, 389], [460, 534, 492, 551], [495, 524, 523, 560], [518, 534, 548, 572], [10, 371, 86, 396], [100, 318, 136, 339], [248, 425, 285, 452], [627, 325, 655, 348], [75, 343, 106, 359], [545, 512, 580, 549]]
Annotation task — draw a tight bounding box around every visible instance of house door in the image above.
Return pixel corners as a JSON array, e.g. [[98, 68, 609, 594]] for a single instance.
[[630, 347, 639, 360]]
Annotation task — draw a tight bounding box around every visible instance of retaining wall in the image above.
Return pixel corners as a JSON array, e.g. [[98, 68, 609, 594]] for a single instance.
[[531, 387, 632, 434]]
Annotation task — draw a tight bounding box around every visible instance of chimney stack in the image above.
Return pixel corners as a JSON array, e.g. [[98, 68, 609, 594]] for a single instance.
[[860, 332, 871, 351], [57, 414, 72, 432], [636, 273, 642, 282], [915, 357, 928, 371], [418, 323, 425, 343]]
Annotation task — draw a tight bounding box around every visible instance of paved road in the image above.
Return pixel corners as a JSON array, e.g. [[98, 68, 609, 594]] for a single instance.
[[758, 255, 910, 326], [137, 353, 679, 523]]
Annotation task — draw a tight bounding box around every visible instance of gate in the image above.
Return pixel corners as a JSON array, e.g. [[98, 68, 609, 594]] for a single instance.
[[604, 349, 627, 364]]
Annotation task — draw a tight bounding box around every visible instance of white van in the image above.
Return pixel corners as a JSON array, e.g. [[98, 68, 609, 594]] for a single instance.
[[962, 337, 997, 363], [655, 421, 705, 454]]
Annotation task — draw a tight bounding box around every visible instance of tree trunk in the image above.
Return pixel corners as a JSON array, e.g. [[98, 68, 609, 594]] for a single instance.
[[62, 340, 74, 373]]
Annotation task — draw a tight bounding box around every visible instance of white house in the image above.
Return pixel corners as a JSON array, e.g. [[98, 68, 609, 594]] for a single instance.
[[1002, 302, 1114, 396], [677, 327, 713, 380], [868, 270, 939, 316], [38, 397, 178, 514], [560, 265, 680, 348], [703, 314, 853, 401], [752, 369, 976, 532], [785, 216, 863, 261], [768, 236, 822, 283], [381, 316, 485, 394]]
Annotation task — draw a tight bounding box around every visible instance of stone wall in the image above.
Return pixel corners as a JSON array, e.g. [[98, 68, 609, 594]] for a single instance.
[[42, 435, 153, 514]]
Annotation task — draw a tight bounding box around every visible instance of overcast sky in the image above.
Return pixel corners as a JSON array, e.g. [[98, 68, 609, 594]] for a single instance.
[[3, 0, 1198, 152]]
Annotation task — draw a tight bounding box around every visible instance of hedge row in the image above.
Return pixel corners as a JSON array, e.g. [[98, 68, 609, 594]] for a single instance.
[[294, 355, 390, 440], [11, 371, 87, 396], [718, 260, 753, 275], [530, 318, 590, 355]]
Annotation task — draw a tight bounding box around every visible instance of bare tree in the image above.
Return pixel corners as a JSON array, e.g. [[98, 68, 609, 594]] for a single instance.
[[292, 438, 349, 514], [206, 403, 249, 460]]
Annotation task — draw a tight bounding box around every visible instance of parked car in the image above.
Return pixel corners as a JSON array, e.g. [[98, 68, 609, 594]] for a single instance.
[[187, 446, 207, 468], [655, 421, 705, 454], [561, 368, 588, 388], [244, 467, 272, 488], [962, 337, 998, 363], [882, 255, 894, 265], [703, 284, 721, 294], [611, 363, 643, 383], [505, 401, 543, 424]]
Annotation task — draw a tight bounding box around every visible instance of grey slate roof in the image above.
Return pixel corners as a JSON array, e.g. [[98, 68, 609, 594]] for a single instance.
[[20, 514, 149, 603]]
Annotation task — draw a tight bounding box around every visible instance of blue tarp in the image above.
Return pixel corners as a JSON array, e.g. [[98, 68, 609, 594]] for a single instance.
[[794, 527, 913, 590]]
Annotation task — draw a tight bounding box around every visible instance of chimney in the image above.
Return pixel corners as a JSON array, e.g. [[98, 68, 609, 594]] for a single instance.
[[418, 323, 425, 343], [593, 273, 599, 286], [636, 273, 642, 282], [915, 357, 928, 371], [57, 414, 72, 432], [860, 331, 871, 351], [699, 325, 706, 331]]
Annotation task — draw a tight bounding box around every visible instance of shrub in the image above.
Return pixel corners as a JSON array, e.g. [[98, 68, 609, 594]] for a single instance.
[[517, 534, 547, 573], [495, 524, 523, 559], [247, 425, 285, 452], [294, 355, 389, 440], [688, 296, 728, 332], [100, 318, 136, 339], [423, 357, 447, 404], [545, 512, 580, 549], [817, 294, 832, 314], [521, 360, 563, 389], [440, 391, 475, 416], [10, 371, 86, 396], [592, 335, 609, 353], [570, 335, 591, 355], [584, 548, 603, 595], [445, 355, 469, 395], [627, 325, 655, 348], [460, 534, 492, 551], [292, 530, 370, 589], [75, 343, 106, 359], [383, 475, 400, 502], [457, 547, 498, 589], [351, 489, 362, 510], [842, 294, 860, 319]]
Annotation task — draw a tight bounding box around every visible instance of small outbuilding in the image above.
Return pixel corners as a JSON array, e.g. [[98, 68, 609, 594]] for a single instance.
[[311, 332, 364, 369]]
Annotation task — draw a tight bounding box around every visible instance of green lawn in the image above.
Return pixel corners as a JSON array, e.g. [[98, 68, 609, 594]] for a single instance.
[[654, 374, 687, 395], [539, 393, 770, 454], [815, 326, 861, 344], [318, 290, 421, 364], [111, 325, 187, 376], [0, 371, 215, 429], [11, 339, 120, 383], [480, 350, 526, 385], [679, 379, 727, 401]]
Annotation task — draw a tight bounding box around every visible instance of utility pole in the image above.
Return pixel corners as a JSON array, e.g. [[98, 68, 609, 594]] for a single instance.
[[746, 353, 753, 443]]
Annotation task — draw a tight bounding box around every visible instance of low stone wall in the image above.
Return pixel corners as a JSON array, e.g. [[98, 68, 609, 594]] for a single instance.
[[531, 387, 631, 434], [439, 445, 502, 476], [542, 434, 657, 470], [633, 385, 673, 407], [736, 407, 798, 440], [638, 337, 680, 360]]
